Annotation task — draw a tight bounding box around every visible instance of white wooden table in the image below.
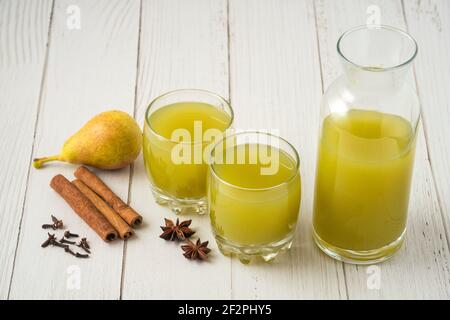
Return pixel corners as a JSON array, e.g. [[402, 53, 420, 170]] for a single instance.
[[1, 0, 449, 300]]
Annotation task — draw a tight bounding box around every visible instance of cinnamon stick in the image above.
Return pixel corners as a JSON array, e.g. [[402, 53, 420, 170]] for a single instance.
[[74, 166, 143, 227], [72, 179, 134, 240], [50, 174, 118, 242]]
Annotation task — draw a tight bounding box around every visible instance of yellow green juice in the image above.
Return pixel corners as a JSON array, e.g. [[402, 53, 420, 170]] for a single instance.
[[143, 102, 232, 199], [313, 109, 416, 253], [209, 143, 301, 246]]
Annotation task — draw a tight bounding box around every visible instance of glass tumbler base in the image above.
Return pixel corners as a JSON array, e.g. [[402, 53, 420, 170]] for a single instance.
[[214, 233, 294, 264], [313, 228, 405, 265], [150, 186, 206, 215]]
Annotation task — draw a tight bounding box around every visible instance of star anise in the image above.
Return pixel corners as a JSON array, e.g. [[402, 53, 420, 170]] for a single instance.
[[159, 218, 195, 241], [181, 239, 211, 260]]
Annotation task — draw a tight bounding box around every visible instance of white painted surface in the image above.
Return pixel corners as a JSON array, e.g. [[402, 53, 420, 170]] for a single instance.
[[0, 0, 53, 300], [0, 0, 449, 299], [7, 0, 140, 299], [122, 0, 231, 300], [404, 0, 450, 243]]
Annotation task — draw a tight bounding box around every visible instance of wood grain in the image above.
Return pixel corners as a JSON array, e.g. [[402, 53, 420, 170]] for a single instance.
[[315, 0, 450, 299], [228, 0, 346, 299], [403, 0, 450, 250], [1, 0, 449, 299], [0, 0, 53, 299], [121, 0, 232, 299], [8, 0, 140, 299]]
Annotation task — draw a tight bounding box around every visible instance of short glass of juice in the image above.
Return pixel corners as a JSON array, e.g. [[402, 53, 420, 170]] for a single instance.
[[143, 89, 234, 214], [208, 132, 301, 264], [312, 26, 420, 264]]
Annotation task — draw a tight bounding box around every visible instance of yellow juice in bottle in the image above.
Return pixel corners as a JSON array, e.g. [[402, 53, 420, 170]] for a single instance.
[[143, 102, 232, 199], [209, 143, 301, 246], [313, 109, 416, 254]]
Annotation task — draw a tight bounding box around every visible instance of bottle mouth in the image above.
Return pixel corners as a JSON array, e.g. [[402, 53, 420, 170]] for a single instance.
[[337, 25, 418, 72]]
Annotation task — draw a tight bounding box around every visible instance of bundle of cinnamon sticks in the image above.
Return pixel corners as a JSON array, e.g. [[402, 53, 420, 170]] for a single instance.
[[50, 166, 143, 241]]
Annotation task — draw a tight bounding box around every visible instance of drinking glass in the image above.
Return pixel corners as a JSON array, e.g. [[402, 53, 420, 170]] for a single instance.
[[143, 89, 234, 214], [208, 132, 301, 263]]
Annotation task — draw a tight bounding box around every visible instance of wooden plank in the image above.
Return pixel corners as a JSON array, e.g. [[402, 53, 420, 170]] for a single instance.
[[228, 0, 346, 299], [315, 0, 450, 299], [403, 0, 450, 251], [9, 0, 140, 299], [121, 0, 231, 299], [0, 0, 53, 299]]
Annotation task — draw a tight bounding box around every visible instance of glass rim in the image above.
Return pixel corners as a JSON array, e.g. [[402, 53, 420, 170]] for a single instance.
[[337, 25, 418, 72], [208, 131, 301, 192], [144, 88, 234, 145]]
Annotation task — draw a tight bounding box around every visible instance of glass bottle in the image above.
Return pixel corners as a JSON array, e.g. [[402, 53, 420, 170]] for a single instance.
[[312, 25, 420, 264]]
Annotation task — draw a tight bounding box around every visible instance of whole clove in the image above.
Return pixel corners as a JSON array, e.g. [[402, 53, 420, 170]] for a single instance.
[[80, 238, 90, 249], [64, 230, 79, 238], [41, 233, 56, 248], [60, 237, 76, 245], [40, 216, 92, 259], [64, 247, 76, 256], [42, 224, 56, 230], [77, 238, 91, 254], [42, 215, 64, 230], [65, 247, 89, 259], [51, 215, 64, 229], [52, 240, 69, 249], [77, 244, 91, 254]]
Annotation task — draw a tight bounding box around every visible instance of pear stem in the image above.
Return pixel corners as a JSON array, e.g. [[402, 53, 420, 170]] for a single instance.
[[33, 155, 60, 168]]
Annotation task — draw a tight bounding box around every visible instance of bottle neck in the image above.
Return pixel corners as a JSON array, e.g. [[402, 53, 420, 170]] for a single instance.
[[342, 62, 411, 92]]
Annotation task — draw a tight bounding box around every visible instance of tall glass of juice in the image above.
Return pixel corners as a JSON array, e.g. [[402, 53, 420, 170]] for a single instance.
[[143, 89, 233, 214], [208, 132, 301, 264], [312, 26, 421, 264]]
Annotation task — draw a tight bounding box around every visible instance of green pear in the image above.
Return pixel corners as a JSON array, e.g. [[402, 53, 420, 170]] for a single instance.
[[33, 110, 142, 170]]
